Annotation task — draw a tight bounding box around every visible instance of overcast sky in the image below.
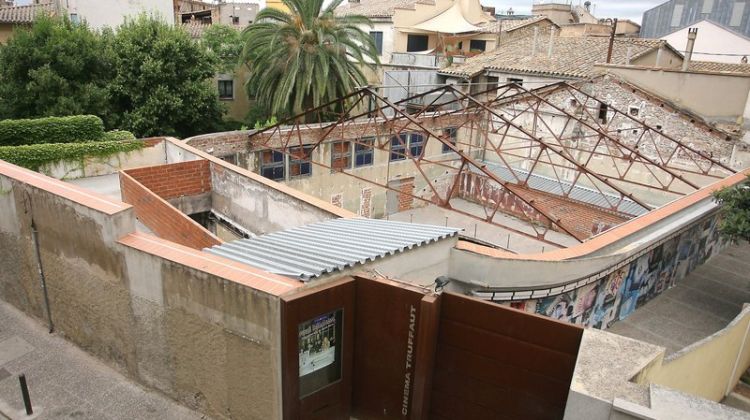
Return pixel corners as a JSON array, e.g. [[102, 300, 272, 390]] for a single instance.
[[489, 1, 666, 23], [13, 0, 668, 24]]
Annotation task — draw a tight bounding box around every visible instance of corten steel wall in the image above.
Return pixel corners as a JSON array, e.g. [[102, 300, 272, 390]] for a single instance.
[[119, 171, 221, 250], [279, 276, 583, 420], [124, 160, 212, 200], [430, 293, 583, 420], [0, 160, 298, 419], [459, 172, 631, 240]]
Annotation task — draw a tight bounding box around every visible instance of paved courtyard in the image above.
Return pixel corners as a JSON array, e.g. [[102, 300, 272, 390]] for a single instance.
[[609, 243, 750, 355], [0, 301, 204, 420]]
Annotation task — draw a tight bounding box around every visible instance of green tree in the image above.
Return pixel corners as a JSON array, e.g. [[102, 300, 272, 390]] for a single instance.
[[0, 14, 112, 119], [106, 16, 224, 138], [714, 176, 750, 242], [202, 24, 244, 74], [240, 0, 379, 120]]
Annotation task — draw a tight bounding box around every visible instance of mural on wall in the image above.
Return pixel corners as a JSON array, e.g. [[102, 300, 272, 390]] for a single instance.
[[509, 215, 724, 330]]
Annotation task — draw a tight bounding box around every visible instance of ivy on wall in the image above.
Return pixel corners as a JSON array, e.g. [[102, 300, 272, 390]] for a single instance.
[[0, 115, 106, 146], [0, 140, 144, 171]]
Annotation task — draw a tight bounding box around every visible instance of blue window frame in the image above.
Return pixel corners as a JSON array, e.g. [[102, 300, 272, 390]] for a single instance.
[[260, 150, 285, 180], [290, 146, 313, 177], [390, 134, 407, 161], [355, 137, 374, 167], [442, 127, 457, 153], [409, 132, 424, 158]]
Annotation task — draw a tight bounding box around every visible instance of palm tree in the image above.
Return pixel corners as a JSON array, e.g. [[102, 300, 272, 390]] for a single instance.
[[241, 0, 379, 121]]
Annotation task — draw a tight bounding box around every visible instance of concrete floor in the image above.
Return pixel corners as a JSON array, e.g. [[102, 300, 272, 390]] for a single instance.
[[0, 301, 204, 420], [389, 198, 580, 254], [608, 243, 750, 355]]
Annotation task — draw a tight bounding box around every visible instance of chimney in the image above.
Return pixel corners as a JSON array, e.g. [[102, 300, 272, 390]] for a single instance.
[[548, 27, 556, 58], [532, 26, 539, 56], [584, 1, 591, 12], [681, 27, 698, 71]]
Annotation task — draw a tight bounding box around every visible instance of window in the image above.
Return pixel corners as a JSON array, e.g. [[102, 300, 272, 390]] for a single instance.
[[70, 13, 80, 24], [406, 35, 429, 52], [260, 150, 284, 180], [442, 127, 457, 153], [232, 15, 239, 24], [390, 134, 407, 161], [508, 77, 523, 86], [355, 137, 374, 167], [409, 133, 424, 158], [218, 80, 234, 100], [469, 39, 487, 52], [370, 31, 383, 55], [331, 141, 352, 171], [290, 146, 313, 177], [629, 106, 639, 117], [598, 103, 608, 123], [702, 0, 714, 14]]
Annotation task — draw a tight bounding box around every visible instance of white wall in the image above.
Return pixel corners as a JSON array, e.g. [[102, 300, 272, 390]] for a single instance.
[[663, 20, 750, 64], [63, 0, 174, 29]]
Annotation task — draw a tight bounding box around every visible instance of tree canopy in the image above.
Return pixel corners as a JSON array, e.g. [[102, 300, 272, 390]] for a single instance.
[[0, 14, 111, 119], [0, 14, 225, 138], [714, 176, 750, 242], [202, 23, 244, 74], [106, 16, 224, 138], [240, 0, 379, 120]]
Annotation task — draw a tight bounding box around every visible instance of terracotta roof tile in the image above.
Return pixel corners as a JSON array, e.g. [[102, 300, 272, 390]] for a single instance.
[[335, 0, 429, 18], [180, 21, 211, 39], [0, 3, 54, 24], [440, 34, 673, 79], [688, 60, 750, 74]]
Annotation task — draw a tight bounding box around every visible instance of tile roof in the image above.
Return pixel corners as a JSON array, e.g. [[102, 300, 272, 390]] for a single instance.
[[205, 218, 461, 280], [180, 21, 211, 38], [335, 0, 429, 18], [688, 60, 750, 74], [0, 2, 54, 24], [440, 35, 673, 79]]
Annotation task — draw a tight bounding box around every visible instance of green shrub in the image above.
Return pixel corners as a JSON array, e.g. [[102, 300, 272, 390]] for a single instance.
[[102, 130, 136, 141], [0, 140, 144, 170], [0, 115, 105, 146]]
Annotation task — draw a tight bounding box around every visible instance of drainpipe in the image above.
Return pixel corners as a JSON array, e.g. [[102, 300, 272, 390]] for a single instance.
[[655, 44, 664, 67], [30, 220, 54, 333], [532, 26, 539, 56], [681, 27, 698, 71]]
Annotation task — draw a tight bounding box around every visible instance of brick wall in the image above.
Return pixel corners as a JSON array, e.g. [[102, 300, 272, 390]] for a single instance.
[[459, 172, 629, 240], [124, 160, 211, 201], [398, 178, 415, 212], [119, 172, 222, 250]]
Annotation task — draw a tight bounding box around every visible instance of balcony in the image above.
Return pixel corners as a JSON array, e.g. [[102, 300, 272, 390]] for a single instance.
[[389, 52, 468, 69]]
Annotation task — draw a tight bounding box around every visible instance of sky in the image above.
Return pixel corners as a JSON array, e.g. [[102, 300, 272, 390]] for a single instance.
[[12, 0, 667, 23], [488, 1, 666, 23]]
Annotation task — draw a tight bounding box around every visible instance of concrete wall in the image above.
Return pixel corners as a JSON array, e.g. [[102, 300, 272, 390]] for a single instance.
[[663, 20, 750, 63], [37, 140, 167, 180], [210, 162, 344, 235], [0, 160, 296, 419], [0, 23, 16, 44], [641, 305, 750, 401], [598, 64, 750, 126], [64, 0, 174, 29]]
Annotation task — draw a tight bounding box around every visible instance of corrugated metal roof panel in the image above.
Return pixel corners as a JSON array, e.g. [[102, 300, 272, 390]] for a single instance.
[[204, 218, 461, 281], [471, 161, 648, 216]]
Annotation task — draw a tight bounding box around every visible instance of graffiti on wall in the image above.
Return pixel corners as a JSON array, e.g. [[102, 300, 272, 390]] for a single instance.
[[509, 215, 724, 330]]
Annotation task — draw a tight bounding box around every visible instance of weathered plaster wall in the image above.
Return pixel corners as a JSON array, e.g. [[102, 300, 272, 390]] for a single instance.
[[210, 162, 343, 235], [0, 163, 289, 420]]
